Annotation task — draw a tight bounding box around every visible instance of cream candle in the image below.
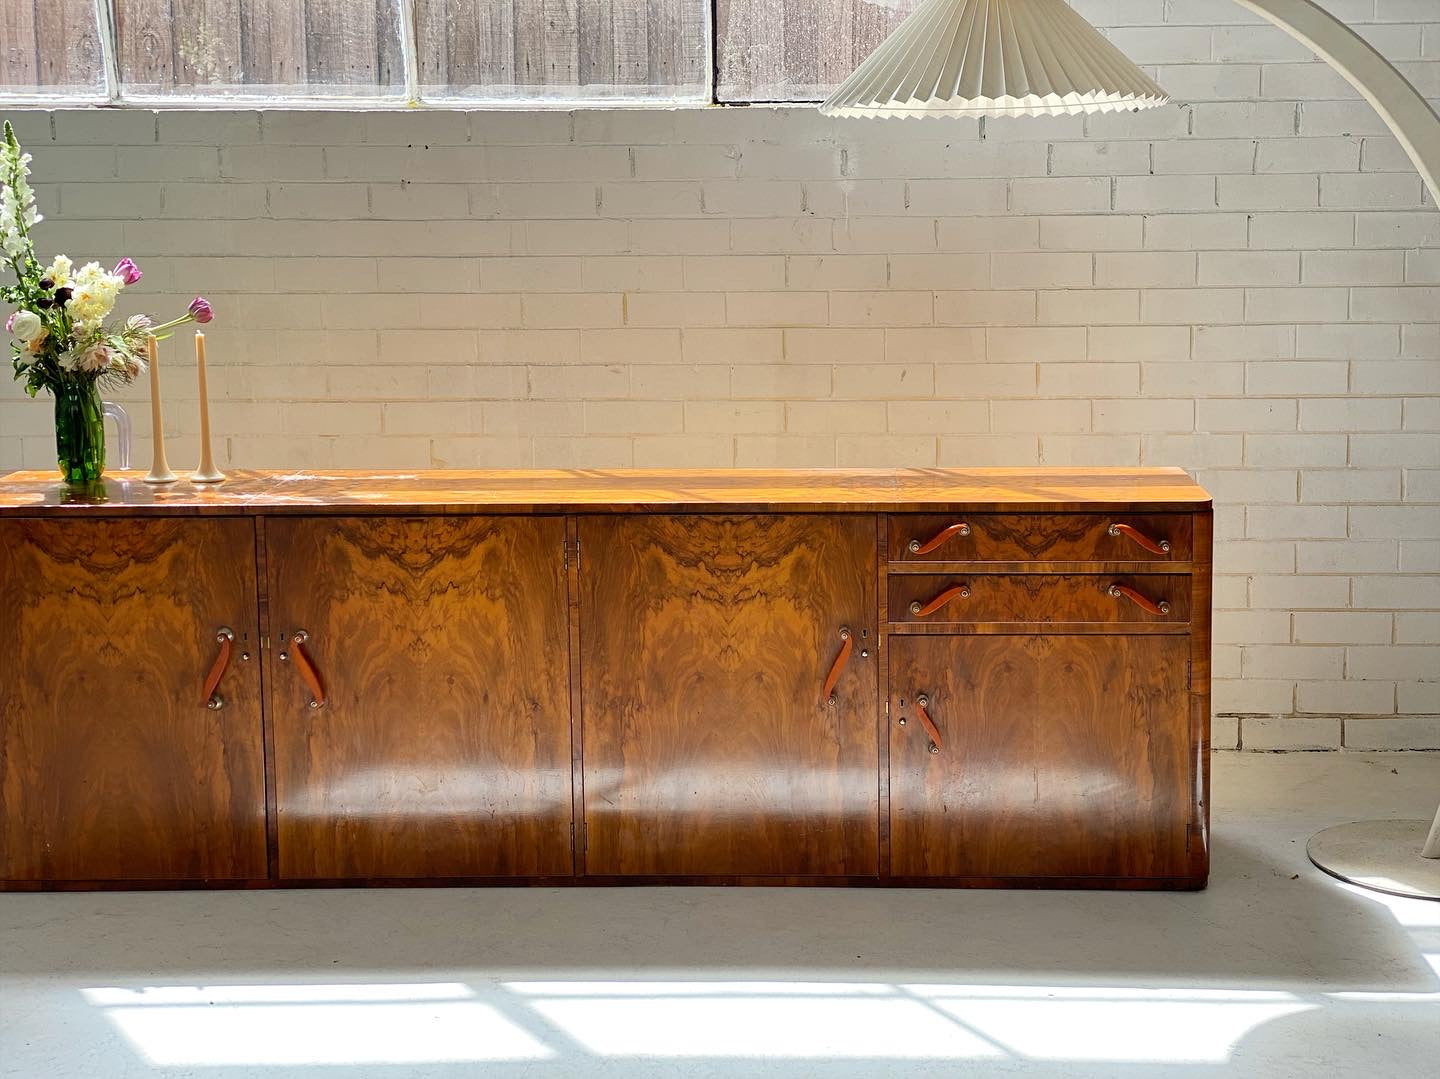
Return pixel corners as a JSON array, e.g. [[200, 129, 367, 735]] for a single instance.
[[143, 335, 176, 484], [191, 331, 224, 483]]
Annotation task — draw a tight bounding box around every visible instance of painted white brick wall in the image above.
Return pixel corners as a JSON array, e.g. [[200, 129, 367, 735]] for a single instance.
[[0, 2, 1436, 750]]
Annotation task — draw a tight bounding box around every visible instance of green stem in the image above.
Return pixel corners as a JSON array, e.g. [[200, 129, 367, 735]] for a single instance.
[[148, 312, 197, 334]]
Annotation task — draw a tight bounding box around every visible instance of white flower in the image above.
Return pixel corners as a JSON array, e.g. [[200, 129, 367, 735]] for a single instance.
[[125, 313, 153, 333], [0, 132, 39, 260], [10, 309, 40, 341], [45, 255, 72, 287], [65, 262, 124, 326]]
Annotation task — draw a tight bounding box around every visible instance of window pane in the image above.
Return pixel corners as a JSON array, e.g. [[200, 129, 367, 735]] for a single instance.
[[114, 0, 404, 97], [717, 0, 921, 102], [0, 0, 106, 97], [415, 0, 707, 102]]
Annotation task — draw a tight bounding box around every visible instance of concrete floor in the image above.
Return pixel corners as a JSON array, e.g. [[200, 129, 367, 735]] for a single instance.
[[2, 752, 1438, 1079]]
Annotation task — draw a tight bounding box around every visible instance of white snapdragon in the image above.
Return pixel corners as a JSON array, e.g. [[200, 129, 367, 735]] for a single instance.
[[0, 132, 40, 260]]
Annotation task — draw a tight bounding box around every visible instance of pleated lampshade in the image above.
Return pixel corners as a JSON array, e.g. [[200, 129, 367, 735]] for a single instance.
[[819, 0, 1170, 119]]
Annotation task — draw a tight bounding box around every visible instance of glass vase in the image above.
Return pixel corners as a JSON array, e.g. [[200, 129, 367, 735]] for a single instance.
[[53, 379, 107, 484]]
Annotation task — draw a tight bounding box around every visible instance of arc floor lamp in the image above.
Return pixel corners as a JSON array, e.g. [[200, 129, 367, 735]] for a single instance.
[[821, 0, 1440, 900]]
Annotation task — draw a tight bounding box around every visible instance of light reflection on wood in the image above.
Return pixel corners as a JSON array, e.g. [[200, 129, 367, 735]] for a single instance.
[[0, 467, 1212, 516]]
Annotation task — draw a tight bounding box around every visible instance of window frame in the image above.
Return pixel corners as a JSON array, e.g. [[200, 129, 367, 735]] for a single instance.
[[1, 0, 725, 110]]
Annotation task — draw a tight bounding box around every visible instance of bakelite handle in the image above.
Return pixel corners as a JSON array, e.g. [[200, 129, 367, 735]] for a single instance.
[[1109, 522, 1171, 555], [201, 627, 234, 709], [914, 695, 942, 754], [821, 628, 853, 706], [286, 630, 328, 709], [1110, 583, 1171, 616], [908, 522, 971, 555], [908, 584, 971, 618]]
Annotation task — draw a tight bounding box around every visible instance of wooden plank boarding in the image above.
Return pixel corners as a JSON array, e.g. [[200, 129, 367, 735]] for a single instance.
[[116, 0, 177, 89], [0, 1, 39, 88], [240, 0, 308, 86], [170, 0, 244, 87], [717, 0, 919, 100]]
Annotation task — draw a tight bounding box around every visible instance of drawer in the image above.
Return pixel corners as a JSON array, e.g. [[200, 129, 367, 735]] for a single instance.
[[889, 513, 1191, 564], [888, 573, 1191, 627]]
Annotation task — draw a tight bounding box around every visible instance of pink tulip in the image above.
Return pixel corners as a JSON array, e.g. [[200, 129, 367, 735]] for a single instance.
[[188, 296, 214, 324], [3, 312, 13, 333], [112, 257, 143, 285]]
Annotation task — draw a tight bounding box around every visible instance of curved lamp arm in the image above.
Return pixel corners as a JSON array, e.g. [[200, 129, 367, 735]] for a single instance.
[[1232, 0, 1440, 202], [1230, 2, 1439, 860]]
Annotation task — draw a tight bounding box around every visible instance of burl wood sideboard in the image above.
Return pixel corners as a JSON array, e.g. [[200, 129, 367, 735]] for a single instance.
[[0, 467, 1212, 891]]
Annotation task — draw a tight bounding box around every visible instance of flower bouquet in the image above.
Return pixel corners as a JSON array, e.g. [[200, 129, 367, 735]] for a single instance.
[[2, 120, 213, 483]]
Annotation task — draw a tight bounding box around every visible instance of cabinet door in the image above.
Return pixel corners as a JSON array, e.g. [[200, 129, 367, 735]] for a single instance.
[[580, 515, 878, 877], [889, 634, 1192, 880], [0, 518, 265, 882], [266, 516, 572, 879]]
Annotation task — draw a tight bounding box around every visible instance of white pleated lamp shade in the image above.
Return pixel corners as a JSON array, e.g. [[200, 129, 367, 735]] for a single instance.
[[819, 0, 1169, 119]]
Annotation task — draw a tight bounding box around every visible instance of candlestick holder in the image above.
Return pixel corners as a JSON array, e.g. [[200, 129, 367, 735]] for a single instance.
[[190, 330, 225, 483], [192, 454, 225, 483], [143, 336, 176, 484]]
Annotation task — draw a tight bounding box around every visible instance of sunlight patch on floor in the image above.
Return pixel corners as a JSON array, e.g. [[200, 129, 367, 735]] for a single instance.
[[82, 984, 553, 1067], [514, 981, 1312, 1062], [82, 979, 1330, 1067]]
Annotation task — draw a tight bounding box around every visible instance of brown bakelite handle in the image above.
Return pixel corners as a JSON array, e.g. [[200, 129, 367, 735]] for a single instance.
[[908, 584, 971, 618], [288, 631, 327, 709], [908, 522, 971, 555], [201, 627, 234, 709], [914, 696, 943, 753], [822, 628, 853, 705], [1110, 583, 1171, 616], [1109, 522, 1171, 555]]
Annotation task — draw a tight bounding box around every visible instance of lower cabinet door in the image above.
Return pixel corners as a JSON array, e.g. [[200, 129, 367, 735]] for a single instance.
[[266, 516, 573, 879], [579, 514, 879, 877], [889, 634, 1193, 881], [0, 518, 266, 882]]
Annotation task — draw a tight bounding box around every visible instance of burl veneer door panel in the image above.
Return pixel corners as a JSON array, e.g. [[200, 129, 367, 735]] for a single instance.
[[890, 634, 1191, 880], [266, 516, 572, 879], [0, 518, 265, 881], [580, 514, 878, 877]]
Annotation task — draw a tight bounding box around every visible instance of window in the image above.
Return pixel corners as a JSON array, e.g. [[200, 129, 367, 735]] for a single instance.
[[113, 0, 406, 99], [1, 0, 107, 97], [414, 1, 708, 103], [716, 0, 919, 102], [0, 1, 897, 106]]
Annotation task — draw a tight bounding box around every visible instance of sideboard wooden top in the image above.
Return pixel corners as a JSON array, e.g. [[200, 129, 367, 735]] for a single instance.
[[0, 467, 1211, 516]]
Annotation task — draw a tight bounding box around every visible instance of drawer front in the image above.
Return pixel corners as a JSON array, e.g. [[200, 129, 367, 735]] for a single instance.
[[889, 513, 1192, 564], [889, 573, 1191, 626]]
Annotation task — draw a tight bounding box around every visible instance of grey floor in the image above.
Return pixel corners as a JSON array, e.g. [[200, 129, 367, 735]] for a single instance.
[[2, 752, 1438, 1079]]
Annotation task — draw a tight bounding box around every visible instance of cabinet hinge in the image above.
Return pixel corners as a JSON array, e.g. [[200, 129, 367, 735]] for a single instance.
[[563, 537, 581, 570], [580, 822, 588, 853]]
